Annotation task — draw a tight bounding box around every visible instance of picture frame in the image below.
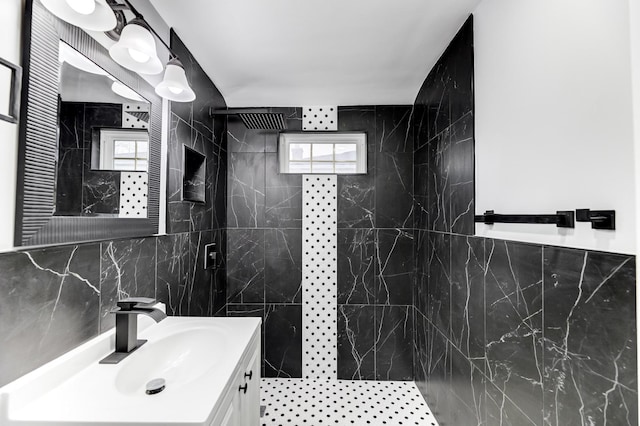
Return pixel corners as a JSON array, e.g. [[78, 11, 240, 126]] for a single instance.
[[0, 56, 22, 124]]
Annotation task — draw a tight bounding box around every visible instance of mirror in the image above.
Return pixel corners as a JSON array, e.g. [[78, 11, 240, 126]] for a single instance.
[[16, 2, 161, 246], [56, 42, 150, 218]]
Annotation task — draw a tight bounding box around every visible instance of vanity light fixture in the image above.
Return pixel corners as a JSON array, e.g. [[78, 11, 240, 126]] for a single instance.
[[109, 18, 163, 75], [47, 0, 196, 102], [111, 80, 146, 102], [41, 0, 117, 31], [155, 58, 196, 102], [59, 41, 108, 76]]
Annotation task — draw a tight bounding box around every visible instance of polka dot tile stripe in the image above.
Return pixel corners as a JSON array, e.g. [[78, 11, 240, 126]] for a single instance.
[[302, 175, 337, 379], [119, 172, 148, 218], [260, 378, 440, 426], [123, 103, 149, 129], [303, 106, 337, 131]]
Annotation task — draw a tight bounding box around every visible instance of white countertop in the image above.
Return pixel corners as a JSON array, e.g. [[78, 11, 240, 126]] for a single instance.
[[0, 315, 261, 425]]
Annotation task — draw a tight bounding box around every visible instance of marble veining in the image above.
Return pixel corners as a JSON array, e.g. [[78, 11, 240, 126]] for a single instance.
[[265, 154, 302, 228], [227, 229, 265, 303], [484, 239, 544, 425], [337, 305, 376, 380], [337, 229, 376, 305], [376, 106, 414, 153], [375, 153, 414, 228], [156, 233, 189, 316], [265, 228, 302, 303], [450, 234, 485, 361], [375, 229, 414, 305], [228, 153, 265, 228], [82, 171, 120, 215], [542, 248, 637, 426], [0, 244, 99, 386], [376, 305, 414, 380], [264, 304, 302, 378], [99, 238, 157, 331]]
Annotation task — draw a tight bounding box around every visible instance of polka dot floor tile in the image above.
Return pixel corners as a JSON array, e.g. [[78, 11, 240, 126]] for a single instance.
[[260, 378, 440, 426]]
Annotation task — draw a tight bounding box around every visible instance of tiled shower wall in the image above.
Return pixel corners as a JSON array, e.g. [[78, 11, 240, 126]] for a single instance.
[[226, 106, 416, 380], [413, 15, 638, 426], [0, 32, 227, 387], [159, 30, 227, 318]]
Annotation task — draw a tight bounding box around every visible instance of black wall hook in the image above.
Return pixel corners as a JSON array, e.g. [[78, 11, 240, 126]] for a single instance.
[[575, 209, 616, 230]]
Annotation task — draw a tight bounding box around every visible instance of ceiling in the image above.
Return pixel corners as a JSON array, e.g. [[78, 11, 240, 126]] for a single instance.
[[150, 0, 481, 107]]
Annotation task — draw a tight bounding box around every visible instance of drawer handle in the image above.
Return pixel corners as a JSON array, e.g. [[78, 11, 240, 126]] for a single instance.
[[239, 383, 248, 394], [244, 370, 253, 380]]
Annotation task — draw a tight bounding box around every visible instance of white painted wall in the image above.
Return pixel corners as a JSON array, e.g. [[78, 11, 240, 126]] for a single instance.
[[474, 0, 636, 255], [0, 0, 24, 251], [628, 0, 640, 420]]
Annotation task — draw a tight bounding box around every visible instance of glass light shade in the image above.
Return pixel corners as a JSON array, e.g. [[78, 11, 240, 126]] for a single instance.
[[111, 81, 146, 102], [109, 19, 163, 75], [155, 58, 196, 102], [65, 0, 95, 15], [41, 0, 116, 31], [59, 41, 108, 76]]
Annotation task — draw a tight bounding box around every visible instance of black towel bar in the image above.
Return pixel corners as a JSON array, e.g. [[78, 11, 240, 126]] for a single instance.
[[474, 210, 575, 228]]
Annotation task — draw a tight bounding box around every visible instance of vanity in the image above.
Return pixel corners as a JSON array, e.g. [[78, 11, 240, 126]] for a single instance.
[[0, 311, 261, 425]]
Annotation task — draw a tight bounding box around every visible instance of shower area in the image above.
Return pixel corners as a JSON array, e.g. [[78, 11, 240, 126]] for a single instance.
[[219, 18, 473, 426], [220, 15, 637, 426], [227, 101, 439, 425]]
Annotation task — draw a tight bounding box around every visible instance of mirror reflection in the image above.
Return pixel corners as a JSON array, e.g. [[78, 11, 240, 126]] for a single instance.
[[56, 41, 150, 218]]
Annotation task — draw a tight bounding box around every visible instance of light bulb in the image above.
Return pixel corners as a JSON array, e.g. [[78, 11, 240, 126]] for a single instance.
[[168, 86, 184, 95], [65, 0, 96, 15], [128, 48, 150, 63]]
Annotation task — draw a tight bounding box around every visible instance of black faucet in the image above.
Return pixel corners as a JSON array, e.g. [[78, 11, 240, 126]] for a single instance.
[[99, 297, 167, 364]]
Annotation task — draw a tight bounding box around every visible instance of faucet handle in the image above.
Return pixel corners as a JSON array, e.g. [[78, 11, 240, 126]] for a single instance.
[[117, 297, 157, 311]]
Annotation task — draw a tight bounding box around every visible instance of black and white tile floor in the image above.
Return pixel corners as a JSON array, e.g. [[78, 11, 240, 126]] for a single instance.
[[260, 379, 440, 426]]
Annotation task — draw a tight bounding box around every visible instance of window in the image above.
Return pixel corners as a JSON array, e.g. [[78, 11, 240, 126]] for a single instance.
[[279, 132, 367, 174], [98, 129, 149, 171]]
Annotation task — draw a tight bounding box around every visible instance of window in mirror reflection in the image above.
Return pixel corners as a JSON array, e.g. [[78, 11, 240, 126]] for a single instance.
[[55, 41, 150, 218], [98, 129, 149, 171]]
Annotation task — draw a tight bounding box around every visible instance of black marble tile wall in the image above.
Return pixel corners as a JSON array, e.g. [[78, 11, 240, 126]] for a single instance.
[[415, 237, 637, 426], [99, 237, 157, 331], [337, 229, 376, 305], [0, 233, 226, 388], [264, 304, 303, 378], [170, 30, 224, 140], [56, 102, 123, 217], [337, 305, 377, 380], [226, 105, 416, 379], [413, 15, 475, 236], [333, 105, 415, 381], [337, 107, 376, 229], [411, 14, 637, 426], [226, 108, 304, 378], [167, 30, 226, 236], [542, 248, 637, 426], [336, 304, 414, 381], [376, 305, 414, 380], [0, 244, 100, 387], [164, 32, 228, 319], [485, 240, 544, 424]]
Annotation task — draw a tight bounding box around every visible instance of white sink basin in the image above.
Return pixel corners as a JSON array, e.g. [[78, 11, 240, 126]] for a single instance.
[[115, 325, 227, 396], [0, 313, 261, 425]]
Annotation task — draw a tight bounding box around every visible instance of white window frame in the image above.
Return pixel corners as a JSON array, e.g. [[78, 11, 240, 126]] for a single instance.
[[99, 129, 149, 171], [278, 132, 367, 174]]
